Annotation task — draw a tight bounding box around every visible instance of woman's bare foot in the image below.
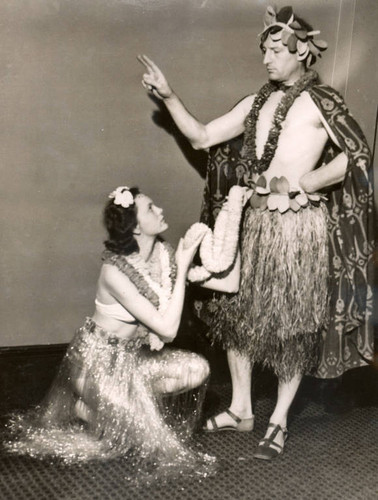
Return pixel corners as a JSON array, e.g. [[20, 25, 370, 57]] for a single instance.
[[74, 399, 93, 424]]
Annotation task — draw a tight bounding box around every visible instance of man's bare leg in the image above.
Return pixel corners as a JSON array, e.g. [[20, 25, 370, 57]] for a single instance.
[[254, 373, 302, 458], [204, 348, 254, 430], [271, 373, 302, 428]]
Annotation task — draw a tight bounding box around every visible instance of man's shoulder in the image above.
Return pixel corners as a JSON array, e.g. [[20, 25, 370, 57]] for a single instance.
[[307, 83, 347, 108], [232, 94, 255, 110]]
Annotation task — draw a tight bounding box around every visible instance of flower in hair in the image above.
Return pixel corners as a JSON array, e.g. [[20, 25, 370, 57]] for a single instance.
[[109, 186, 134, 208], [261, 6, 327, 67]]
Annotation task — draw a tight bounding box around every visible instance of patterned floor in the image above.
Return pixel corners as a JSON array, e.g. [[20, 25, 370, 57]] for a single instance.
[[0, 375, 377, 500]]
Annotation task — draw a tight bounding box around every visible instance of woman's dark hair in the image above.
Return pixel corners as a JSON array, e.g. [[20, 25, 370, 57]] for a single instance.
[[103, 187, 141, 255]]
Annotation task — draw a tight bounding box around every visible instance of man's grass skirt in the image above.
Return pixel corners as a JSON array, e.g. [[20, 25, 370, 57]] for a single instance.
[[209, 203, 330, 381]]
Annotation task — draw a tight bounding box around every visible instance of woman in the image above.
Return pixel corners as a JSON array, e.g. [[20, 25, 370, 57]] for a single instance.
[[6, 186, 222, 480]]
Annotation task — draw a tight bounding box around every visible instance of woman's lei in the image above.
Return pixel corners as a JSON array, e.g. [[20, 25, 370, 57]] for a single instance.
[[242, 70, 319, 175], [126, 242, 172, 351], [184, 185, 245, 283], [102, 241, 175, 351]]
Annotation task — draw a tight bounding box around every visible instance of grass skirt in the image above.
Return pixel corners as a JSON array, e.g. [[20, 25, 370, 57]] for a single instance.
[[5, 319, 215, 481], [209, 204, 329, 381]]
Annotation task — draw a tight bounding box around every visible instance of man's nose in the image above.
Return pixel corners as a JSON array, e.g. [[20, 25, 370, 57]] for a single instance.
[[263, 51, 271, 65]]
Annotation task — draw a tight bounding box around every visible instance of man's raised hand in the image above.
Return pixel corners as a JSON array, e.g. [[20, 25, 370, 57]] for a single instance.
[[137, 54, 173, 100]]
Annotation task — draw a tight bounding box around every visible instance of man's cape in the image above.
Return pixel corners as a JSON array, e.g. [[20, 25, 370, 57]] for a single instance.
[[197, 84, 375, 379]]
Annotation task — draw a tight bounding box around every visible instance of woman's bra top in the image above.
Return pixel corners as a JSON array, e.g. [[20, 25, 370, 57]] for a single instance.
[[94, 298, 137, 324]]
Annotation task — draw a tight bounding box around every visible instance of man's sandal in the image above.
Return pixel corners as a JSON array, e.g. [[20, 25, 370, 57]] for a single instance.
[[203, 408, 255, 433], [253, 423, 288, 460]]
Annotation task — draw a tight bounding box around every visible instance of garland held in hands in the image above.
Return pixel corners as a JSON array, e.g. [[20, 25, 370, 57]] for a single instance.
[[185, 186, 245, 283]]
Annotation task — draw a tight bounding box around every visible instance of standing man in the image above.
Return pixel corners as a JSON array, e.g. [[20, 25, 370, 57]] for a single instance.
[[138, 5, 374, 460]]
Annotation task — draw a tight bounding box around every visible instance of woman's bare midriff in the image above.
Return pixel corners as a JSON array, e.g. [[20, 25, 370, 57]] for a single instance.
[[91, 310, 139, 340]]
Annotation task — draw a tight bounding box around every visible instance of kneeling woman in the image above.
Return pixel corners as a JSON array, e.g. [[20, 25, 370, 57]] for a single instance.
[[6, 186, 239, 479]]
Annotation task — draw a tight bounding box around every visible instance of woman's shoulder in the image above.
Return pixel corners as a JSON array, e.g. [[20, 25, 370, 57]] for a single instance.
[[98, 262, 136, 297], [100, 250, 139, 281], [101, 249, 119, 264]]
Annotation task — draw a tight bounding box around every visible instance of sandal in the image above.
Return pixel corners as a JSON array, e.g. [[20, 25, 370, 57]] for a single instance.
[[203, 408, 255, 433], [253, 423, 288, 460]]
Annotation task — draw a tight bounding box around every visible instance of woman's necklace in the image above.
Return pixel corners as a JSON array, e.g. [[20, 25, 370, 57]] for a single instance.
[[125, 242, 173, 351], [127, 241, 173, 312], [242, 70, 319, 175]]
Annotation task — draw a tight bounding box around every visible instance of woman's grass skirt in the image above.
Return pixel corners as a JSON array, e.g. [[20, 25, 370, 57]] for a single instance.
[[209, 204, 329, 381], [5, 319, 215, 482]]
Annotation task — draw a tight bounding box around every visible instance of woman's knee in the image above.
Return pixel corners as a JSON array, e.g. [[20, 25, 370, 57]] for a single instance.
[[186, 354, 210, 387]]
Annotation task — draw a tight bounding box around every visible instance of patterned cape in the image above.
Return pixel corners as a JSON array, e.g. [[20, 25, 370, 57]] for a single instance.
[[197, 84, 375, 379]]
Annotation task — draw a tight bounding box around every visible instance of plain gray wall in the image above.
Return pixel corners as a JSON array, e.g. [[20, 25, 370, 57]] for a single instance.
[[0, 0, 376, 346]]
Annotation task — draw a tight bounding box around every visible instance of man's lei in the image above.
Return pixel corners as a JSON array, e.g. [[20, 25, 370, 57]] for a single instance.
[[242, 70, 319, 175]]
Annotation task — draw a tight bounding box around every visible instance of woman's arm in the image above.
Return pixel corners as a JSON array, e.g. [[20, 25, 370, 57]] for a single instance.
[[101, 237, 203, 343], [102, 265, 186, 343]]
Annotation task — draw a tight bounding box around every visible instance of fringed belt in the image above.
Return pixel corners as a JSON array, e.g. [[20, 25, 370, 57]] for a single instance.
[[82, 317, 143, 350], [248, 175, 326, 213]]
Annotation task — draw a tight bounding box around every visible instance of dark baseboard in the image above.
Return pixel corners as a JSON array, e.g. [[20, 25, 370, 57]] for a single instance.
[[0, 329, 230, 415], [1, 338, 376, 417], [0, 344, 68, 414]]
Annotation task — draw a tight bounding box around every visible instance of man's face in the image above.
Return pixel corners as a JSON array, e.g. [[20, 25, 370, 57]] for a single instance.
[[262, 34, 304, 84]]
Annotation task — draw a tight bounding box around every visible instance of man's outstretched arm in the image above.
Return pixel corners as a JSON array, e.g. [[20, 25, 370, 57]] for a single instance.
[[138, 54, 253, 150]]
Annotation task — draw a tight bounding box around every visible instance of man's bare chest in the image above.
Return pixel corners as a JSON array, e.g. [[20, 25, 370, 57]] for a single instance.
[[258, 91, 321, 132]]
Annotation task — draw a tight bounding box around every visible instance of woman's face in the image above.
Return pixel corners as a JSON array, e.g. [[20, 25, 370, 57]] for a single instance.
[[135, 194, 168, 237]]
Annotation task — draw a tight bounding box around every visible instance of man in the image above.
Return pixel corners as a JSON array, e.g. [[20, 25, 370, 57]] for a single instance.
[[138, 5, 374, 460]]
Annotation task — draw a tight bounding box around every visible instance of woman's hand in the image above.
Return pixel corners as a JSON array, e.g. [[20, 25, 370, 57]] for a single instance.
[[175, 232, 205, 275], [137, 54, 173, 100]]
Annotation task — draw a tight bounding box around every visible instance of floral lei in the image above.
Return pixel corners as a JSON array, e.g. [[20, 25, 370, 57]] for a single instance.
[[102, 241, 176, 350], [242, 70, 319, 175], [184, 186, 245, 283]]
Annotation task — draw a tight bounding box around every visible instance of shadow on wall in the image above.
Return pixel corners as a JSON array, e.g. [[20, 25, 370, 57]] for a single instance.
[[148, 93, 208, 179]]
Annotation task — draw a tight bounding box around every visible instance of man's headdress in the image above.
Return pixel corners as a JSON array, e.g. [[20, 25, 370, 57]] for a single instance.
[[260, 6, 327, 67]]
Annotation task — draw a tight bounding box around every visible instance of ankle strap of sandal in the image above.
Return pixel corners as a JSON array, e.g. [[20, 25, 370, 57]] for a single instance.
[[267, 423, 288, 439], [225, 408, 242, 424]]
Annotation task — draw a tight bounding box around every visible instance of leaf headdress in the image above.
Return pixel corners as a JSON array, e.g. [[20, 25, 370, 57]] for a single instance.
[[260, 6, 327, 67]]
